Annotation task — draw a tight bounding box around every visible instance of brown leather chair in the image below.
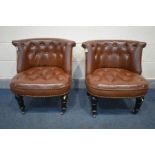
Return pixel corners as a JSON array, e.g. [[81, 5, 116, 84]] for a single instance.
[[82, 40, 148, 117], [10, 38, 75, 114]]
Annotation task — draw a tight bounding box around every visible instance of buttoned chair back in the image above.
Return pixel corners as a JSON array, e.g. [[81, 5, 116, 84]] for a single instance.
[[82, 40, 146, 75], [13, 38, 76, 74]]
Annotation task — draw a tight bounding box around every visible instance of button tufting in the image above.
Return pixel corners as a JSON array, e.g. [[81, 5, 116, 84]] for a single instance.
[[82, 40, 147, 98], [11, 67, 70, 88], [11, 38, 76, 97], [86, 68, 148, 91]]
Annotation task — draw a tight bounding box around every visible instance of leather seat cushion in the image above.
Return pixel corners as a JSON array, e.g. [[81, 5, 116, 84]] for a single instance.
[[86, 68, 148, 98], [10, 67, 71, 97]]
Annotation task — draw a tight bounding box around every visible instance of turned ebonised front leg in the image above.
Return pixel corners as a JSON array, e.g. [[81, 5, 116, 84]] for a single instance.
[[133, 97, 144, 114], [90, 96, 98, 118], [15, 95, 25, 114], [60, 94, 68, 114]]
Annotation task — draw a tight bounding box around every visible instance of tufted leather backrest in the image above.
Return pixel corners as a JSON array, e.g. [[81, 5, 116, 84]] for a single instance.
[[12, 38, 76, 74], [82, 40, 146, 75]]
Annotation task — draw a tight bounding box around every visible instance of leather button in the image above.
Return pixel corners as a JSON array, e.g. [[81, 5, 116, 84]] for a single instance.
[[29, 43, 37, 50], [97, 46, 101, 51], [112, 42, 117, 47]]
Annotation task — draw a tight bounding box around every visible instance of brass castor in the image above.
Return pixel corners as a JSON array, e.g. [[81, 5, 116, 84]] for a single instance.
[[60, 94, 68, 115]]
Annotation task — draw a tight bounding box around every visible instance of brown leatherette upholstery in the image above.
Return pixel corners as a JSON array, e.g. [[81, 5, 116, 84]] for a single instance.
[[82, 40, 148, 98], [10, 38, 75, 97]]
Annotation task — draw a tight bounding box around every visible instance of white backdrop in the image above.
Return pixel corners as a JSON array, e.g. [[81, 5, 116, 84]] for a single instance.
[[0, 26, 155, 79]]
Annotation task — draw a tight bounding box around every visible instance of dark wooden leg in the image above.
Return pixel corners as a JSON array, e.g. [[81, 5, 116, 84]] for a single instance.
[[90, 96, 98, 118], [132, 97, 144, 114], [15, 95, 25, 114], [60, 94, 68, 115], [87, 92, 90, 96]]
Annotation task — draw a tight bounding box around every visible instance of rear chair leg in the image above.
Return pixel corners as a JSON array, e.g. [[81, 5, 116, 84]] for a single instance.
[[60, 94, 68, 115], [133, 97, 144, 114], [15, 95, 25, 114], [87, 92, 90, 96], [90, 96, 98, 118]]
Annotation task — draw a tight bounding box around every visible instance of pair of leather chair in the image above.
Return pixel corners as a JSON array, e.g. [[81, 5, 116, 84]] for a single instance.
[[10, 38, 148, 117]]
